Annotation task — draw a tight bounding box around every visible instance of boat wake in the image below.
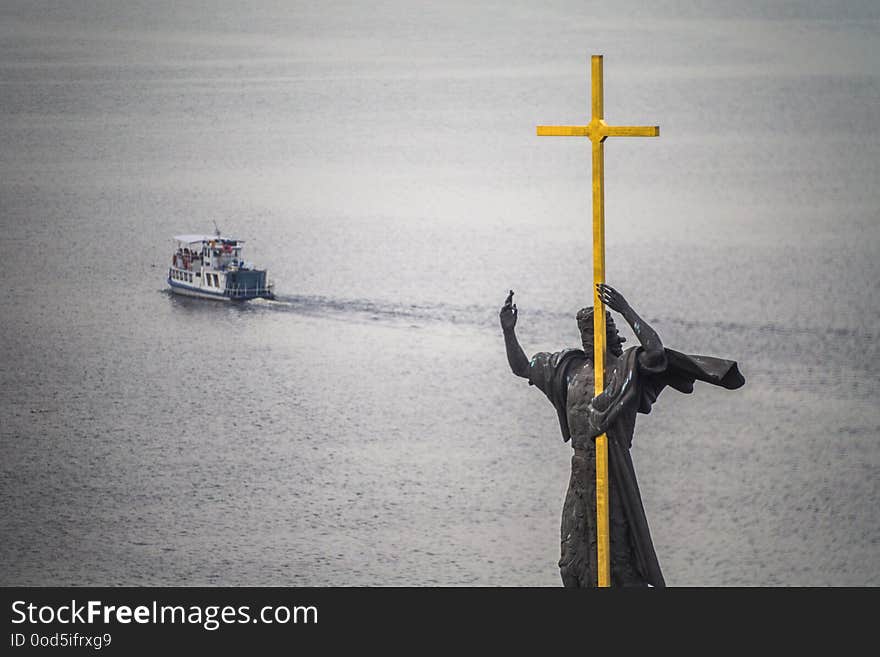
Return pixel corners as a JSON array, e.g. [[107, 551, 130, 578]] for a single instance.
[[251, 293, 497, 329]]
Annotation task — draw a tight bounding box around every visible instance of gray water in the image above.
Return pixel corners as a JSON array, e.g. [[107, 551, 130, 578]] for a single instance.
[[1, 0, 878, 586]]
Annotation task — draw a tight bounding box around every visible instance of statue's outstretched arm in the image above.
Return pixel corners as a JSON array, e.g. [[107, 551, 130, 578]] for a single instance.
[[596, 284, 666, 370], [500, 290, 530, 378]]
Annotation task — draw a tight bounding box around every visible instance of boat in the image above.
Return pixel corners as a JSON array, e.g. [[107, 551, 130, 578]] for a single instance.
[[167, 227, 275, 301]]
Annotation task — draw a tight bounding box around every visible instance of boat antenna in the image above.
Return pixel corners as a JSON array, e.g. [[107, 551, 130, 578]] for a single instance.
[[212, 220, 221, 238]]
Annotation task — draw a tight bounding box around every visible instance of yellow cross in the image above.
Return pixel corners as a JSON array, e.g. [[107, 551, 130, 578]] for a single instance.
[[537, 55, 659, 587]]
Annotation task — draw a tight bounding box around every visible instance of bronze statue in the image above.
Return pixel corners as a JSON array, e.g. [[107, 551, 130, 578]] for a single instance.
[[500, 284, 744, 587]]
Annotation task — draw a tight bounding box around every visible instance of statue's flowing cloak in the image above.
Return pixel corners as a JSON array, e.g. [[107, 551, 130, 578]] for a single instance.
[[529, 346, 744, 587]]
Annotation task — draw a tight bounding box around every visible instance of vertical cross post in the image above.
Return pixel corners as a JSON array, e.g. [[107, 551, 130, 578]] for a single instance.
[[537, 55, 659, 587]]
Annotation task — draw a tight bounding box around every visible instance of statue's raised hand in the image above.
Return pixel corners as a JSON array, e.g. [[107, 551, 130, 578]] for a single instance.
[[596, 283, 631, 315], [500, 289, 517, 330]]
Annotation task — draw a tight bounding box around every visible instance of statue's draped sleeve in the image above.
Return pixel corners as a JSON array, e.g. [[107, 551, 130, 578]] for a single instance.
[[528, 349, 589, 443], [588, 347, 745, 445]]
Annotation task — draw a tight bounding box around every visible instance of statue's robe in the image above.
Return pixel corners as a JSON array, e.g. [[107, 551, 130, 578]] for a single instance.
[[529, 346, 744, 587]]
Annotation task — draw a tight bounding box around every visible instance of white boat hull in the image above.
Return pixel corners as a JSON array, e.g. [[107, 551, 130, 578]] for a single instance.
[[167, 277, 273, 301]]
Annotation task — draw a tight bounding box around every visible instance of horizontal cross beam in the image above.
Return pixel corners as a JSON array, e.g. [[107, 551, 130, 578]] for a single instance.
[[536, 124, 659, 139]]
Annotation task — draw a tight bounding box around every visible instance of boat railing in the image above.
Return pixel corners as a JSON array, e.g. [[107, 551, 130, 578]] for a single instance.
[[225, 281, 275, 299]]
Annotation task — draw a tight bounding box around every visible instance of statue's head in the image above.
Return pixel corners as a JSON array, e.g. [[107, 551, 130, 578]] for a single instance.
[[576, 307, 625, 357]]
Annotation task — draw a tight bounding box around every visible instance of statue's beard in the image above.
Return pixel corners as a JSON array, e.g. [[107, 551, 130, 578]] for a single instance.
[[581, 332, 624, 357]]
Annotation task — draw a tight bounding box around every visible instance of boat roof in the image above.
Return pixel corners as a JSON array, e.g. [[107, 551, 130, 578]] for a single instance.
[[173, 234, 243, 244]]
